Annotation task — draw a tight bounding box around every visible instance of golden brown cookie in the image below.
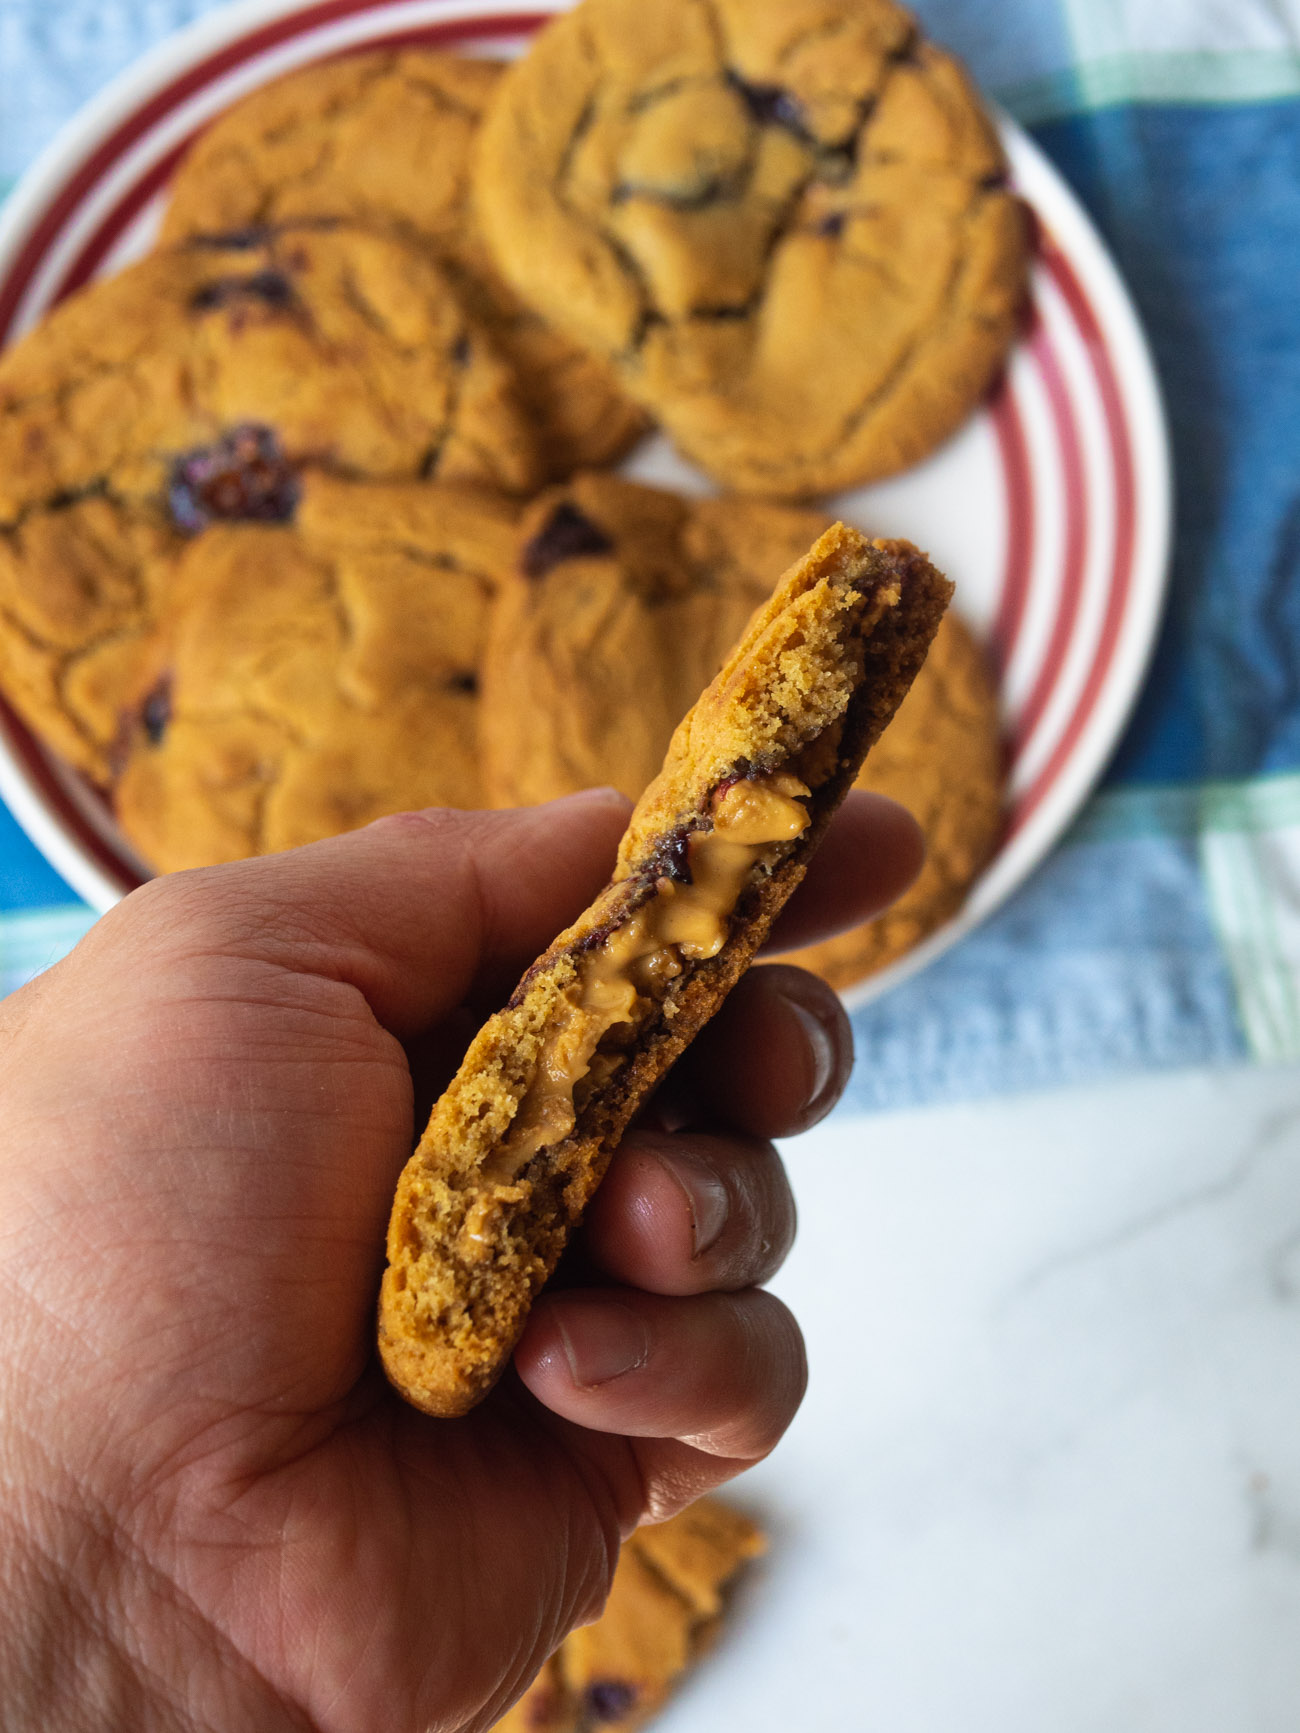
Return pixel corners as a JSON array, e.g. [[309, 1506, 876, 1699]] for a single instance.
[[379, 524, 952, 1417], [493, 1499, 764, 1733], [495, 1658, 573, 1733], [160, 50, 648, 477], [481, 474, 831, 807], [0, 221, 540, 780], [111, 475, 519, 870], [476, 0, 1029, 496], [786, 610, 1004, 986]]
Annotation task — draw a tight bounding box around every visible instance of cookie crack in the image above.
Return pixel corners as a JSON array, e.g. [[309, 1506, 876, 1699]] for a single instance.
[[178, 700, 304, 750], [322, 558, 355, 668], [598, 233, 659, 360], [406, 70, 495, 125], [826, 183, 1003, 451], [416, 340, 464, 481], [3, 475, 116, 535], [0, 595, 71, 667], [0, 598, 147, 764], [336, 266, 406, 347], [298, 134, 344, 196], [258, 52, 404, 149], [611, 170, 749, 213], [626, 74, 700, 115], [0, 491, 149, 637], [556, 91, 600, 205]]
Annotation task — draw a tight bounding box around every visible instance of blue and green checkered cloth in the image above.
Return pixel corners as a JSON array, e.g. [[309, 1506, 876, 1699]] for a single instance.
[[4, 0, 1300, 1107]]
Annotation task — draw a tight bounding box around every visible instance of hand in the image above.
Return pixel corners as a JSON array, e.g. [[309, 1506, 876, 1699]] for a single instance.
[[0, 789, 920, 1733]]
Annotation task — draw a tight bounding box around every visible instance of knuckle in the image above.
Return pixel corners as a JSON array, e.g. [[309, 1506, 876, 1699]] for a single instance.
[[104, 867, 217, 947], [123, 868, 247, 950]]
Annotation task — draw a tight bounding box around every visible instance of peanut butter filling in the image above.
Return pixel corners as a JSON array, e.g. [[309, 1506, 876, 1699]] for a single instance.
[[480, 774, 810, 1191]]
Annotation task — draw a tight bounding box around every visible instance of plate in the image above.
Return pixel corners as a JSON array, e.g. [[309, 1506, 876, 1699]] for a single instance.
[[0, 0, 1172, 1014]]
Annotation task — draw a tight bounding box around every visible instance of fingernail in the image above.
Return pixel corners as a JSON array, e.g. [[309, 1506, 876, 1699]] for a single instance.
[[786, 998, 836, 1108], [553, 1300, 650, 1389], [657, 1147, 730, 1259]]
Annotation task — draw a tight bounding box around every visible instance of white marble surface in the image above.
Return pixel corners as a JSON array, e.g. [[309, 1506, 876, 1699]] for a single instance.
[[661, 1062, 1300, 1732]]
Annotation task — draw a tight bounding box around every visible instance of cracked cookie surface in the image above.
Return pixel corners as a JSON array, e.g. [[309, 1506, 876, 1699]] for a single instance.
[[0, 221, 540, 779], [160, 50, 648, 477], [481, 473, 831, 807], [111, 475, 519, 870], [476, 0, 1030, 495], [789, 609, 1004, 986], [495, 1499, 764, 1733], [379, 522, 951, 1417]]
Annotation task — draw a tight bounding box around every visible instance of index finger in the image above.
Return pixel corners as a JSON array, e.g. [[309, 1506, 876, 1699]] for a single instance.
[[101, 789, 631, 1040], [764, 789, 923, 953]]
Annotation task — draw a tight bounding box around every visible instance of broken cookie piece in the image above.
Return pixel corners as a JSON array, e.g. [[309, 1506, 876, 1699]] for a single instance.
[[492, 1498, 765, 1733], [379, 522, 951, 1418]]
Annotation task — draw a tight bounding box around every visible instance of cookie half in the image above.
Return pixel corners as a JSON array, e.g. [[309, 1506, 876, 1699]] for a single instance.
[[112, 476, 519, 870], [160, 50, 648, 477], [481, 473, 831, 806], [379, 522, 952, 1416], [0, 221, 540, 779], [476, 0, 1029, 496]]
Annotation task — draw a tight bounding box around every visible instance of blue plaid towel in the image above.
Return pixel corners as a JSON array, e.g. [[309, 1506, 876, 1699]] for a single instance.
[[3, 0, 1299, 1108]]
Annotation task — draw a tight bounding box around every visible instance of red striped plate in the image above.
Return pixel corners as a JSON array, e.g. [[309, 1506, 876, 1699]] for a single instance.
[[0, 0, 1172, 1008]]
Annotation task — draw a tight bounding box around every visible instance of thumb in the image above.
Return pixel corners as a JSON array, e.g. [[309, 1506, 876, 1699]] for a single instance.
[[90, 789, 632, 1039]]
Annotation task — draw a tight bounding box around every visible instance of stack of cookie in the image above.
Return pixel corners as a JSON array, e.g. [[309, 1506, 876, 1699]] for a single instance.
[[0, 0, 1022, 988]]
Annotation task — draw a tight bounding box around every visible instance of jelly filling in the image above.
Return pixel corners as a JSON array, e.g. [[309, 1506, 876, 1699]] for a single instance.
[[168, 424, 301, 534], [520, 502, 615, 579]]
